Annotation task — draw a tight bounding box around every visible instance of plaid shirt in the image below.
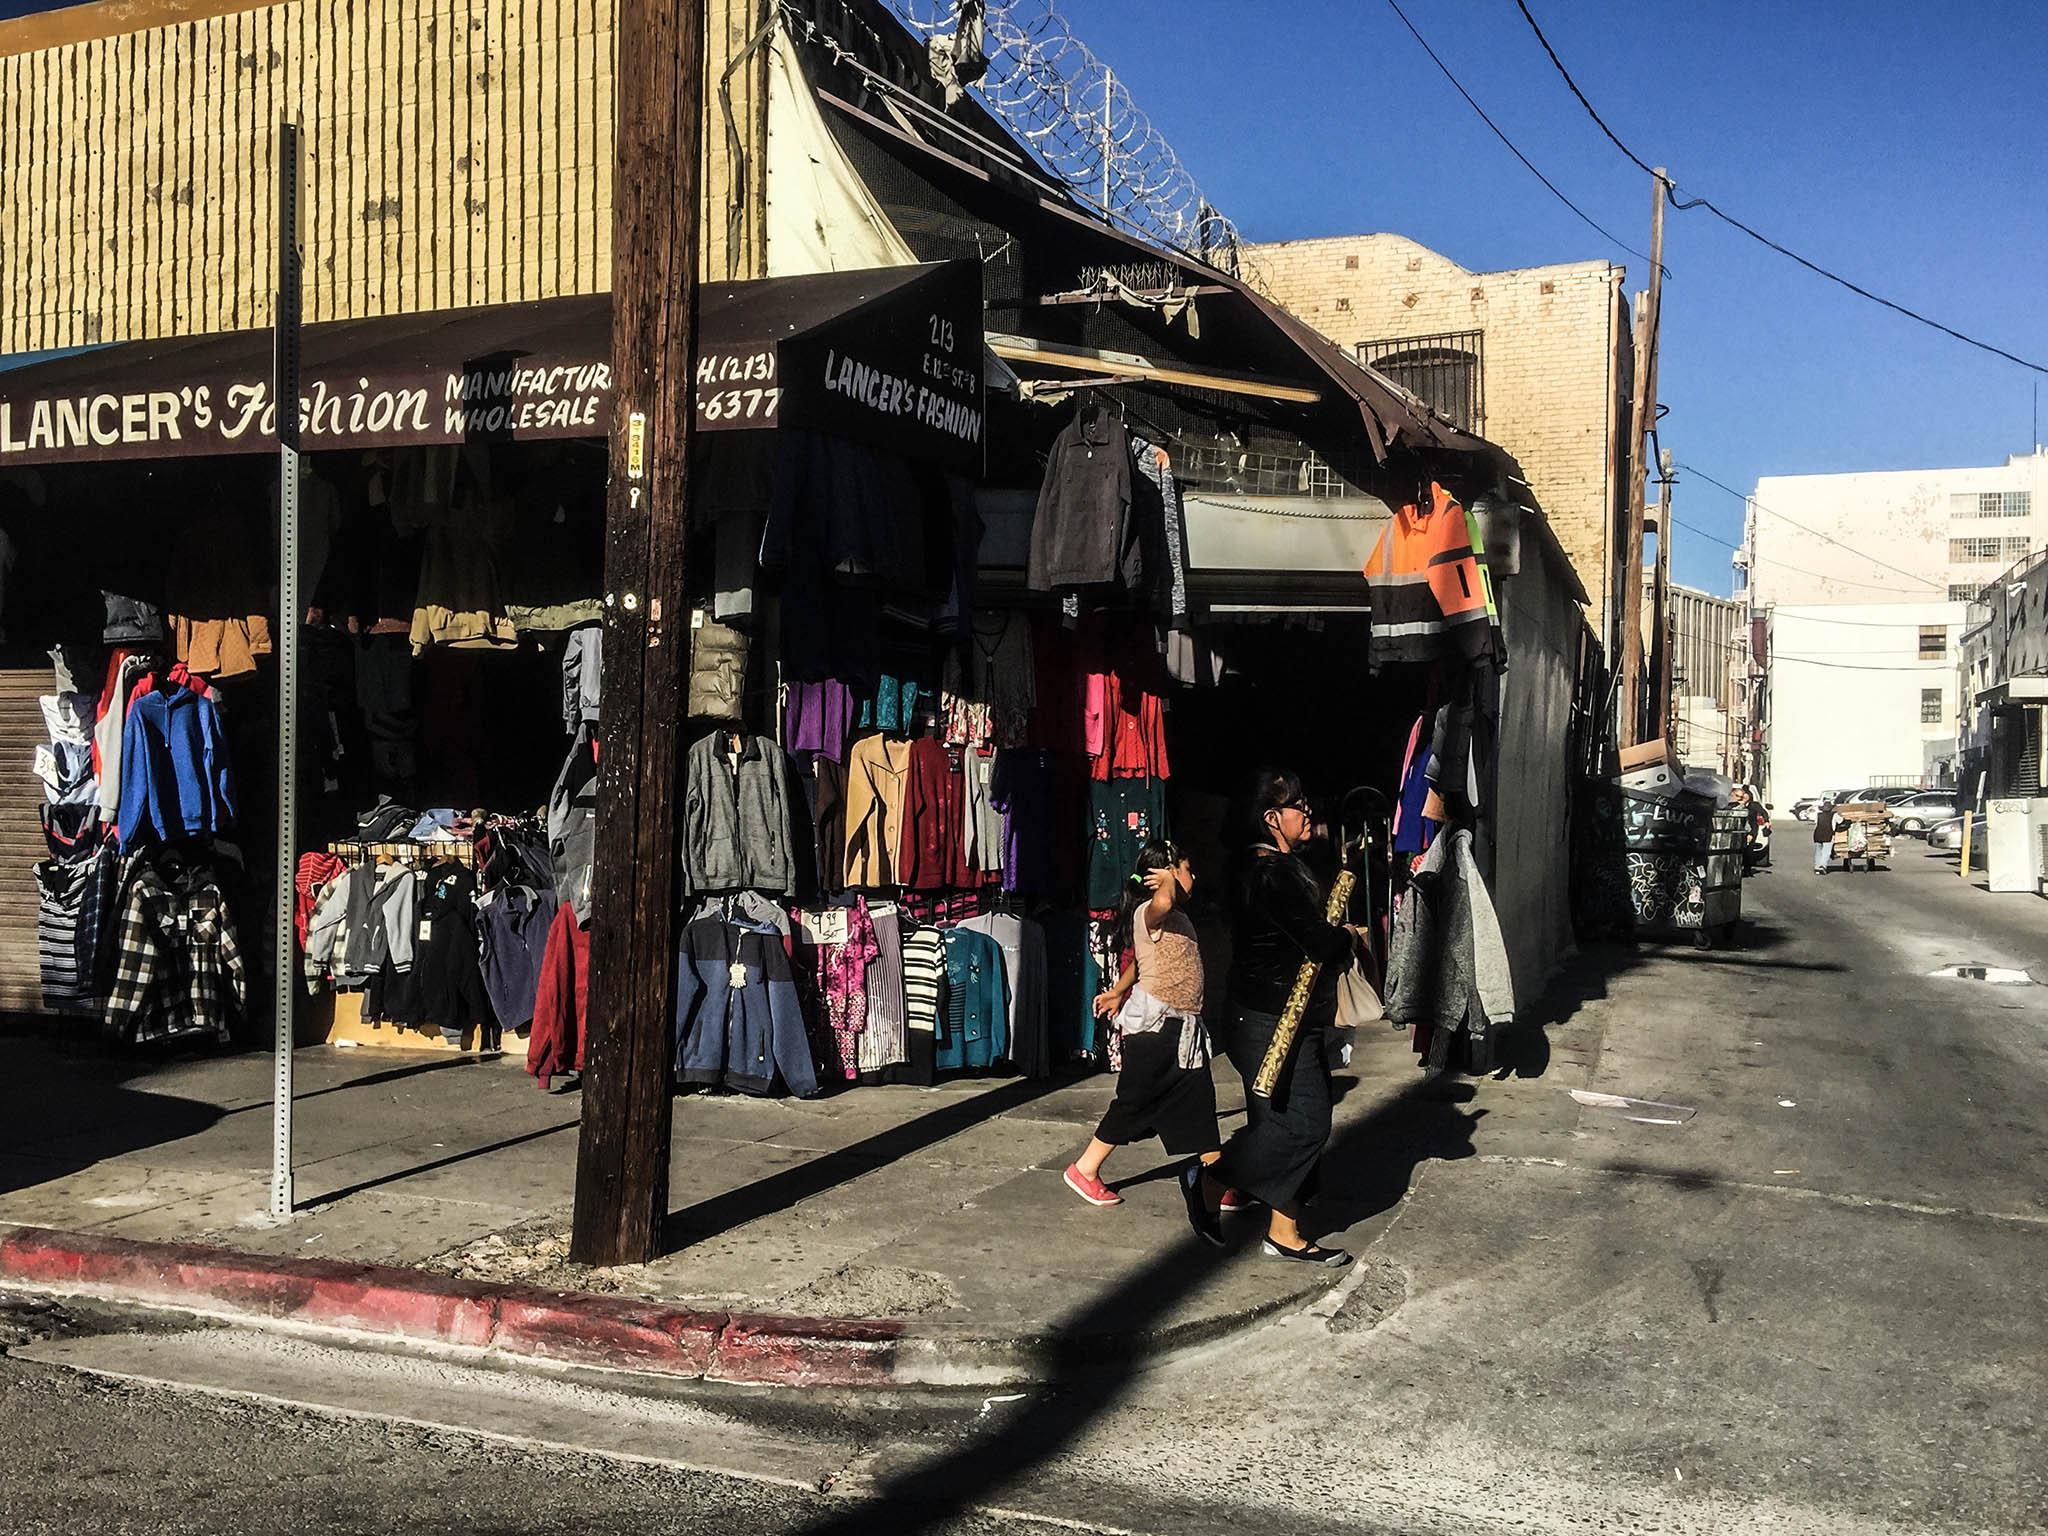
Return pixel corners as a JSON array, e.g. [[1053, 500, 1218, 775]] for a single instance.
[[104, 853, 246, 1045]]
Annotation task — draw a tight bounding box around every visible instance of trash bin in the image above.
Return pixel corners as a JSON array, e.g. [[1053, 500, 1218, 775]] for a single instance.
[[1620, 790, 1745, 949]]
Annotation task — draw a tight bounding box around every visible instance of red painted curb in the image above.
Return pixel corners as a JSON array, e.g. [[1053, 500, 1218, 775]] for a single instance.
[[0, 1225, 902, 1387], [711, 1310, 907, 1389]]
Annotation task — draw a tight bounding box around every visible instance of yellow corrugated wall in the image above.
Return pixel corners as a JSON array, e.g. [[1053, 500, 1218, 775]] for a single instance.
[[0, 0, 764, 354]]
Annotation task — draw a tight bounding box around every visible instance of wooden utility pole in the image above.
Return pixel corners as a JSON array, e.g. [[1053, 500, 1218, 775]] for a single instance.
[[1651, 460, 1677, 746], [1618, 166, 1668, 748], [571, 0, 703, 1267]]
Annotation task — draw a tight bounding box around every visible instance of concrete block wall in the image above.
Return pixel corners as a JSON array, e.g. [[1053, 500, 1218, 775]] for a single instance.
[[1247, 234, 1626, 625]]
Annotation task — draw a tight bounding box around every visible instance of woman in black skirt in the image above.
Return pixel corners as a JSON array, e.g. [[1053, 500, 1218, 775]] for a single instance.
[[1062, 839, 1225, 1207], [1190, 769, 1360, 1266]]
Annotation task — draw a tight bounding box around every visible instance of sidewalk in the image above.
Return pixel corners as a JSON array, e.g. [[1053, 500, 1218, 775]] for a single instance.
[[0, 1022, 1429, 1385]]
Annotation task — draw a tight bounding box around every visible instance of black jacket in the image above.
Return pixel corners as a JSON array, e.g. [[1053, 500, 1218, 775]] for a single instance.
[[1812, 804, 1838, 843], [1229, 848, 1355, 1017], [1028, 406, 1137, 593]]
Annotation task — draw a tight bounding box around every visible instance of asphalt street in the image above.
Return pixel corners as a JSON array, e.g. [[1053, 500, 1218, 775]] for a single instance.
[[1, 829, 2042, 1536]]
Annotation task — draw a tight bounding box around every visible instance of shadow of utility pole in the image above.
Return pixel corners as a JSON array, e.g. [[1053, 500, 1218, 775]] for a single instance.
[[792, 1072, 1487, 1536]]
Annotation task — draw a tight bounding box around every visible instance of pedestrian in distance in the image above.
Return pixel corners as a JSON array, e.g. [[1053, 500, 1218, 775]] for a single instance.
[[1063, 840, 1245, 1215], [1187, 769, 1364, 1267], [1811, 795, 1838, 874]]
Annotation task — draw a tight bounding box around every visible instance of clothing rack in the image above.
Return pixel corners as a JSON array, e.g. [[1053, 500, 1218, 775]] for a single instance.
[[326, 838, 477, 867]]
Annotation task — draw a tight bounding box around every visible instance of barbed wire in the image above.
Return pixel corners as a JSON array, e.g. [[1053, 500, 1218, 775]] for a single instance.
[[876, 0, 1263, 288]]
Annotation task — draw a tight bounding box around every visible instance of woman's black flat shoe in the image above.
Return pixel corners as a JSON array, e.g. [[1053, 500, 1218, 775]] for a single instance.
[[1180, 1162, 1227, 1249], [1260, 1239, 1353, 1267]]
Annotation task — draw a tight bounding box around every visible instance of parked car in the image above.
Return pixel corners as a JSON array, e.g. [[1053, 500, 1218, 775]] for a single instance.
[[1889, 792, 1959, 835], [1929, 813, 1985, 851]]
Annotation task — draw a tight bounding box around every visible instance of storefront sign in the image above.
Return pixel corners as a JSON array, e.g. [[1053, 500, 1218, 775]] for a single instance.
[[694, 258, 984, 470], [0, 262, 983, 471], [0, 348, 613, 464]]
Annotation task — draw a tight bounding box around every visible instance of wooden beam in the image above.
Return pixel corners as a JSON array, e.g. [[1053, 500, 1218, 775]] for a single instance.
[[1618, 167, 1667, 749], [571, 0, 702, 1269], [988, 333, 1321, 405]]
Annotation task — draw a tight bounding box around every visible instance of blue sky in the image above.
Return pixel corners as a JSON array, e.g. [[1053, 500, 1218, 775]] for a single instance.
[[6, 1, 2041, 594], [1066, 0, 2048, 594]]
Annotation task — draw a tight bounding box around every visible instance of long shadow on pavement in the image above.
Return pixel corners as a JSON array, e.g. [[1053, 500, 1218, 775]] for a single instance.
[[662, 1073, 1077, 1252], [0, 1024, 229, 1200], [791, 1073, 1485, 1535]]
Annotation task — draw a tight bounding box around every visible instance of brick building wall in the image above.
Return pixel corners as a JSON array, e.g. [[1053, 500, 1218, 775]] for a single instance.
[[1246, 233, 1630, 632]]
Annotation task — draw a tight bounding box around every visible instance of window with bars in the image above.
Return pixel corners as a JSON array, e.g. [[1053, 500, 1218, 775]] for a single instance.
[[1921, 689, 1943, 725], [1949, 490, 2031, 518], [1918, 626, 1947, 659], [1950, 583, 1986, 602], [1354, 330, 1484, 432], [1950, 536, 2031, 561]]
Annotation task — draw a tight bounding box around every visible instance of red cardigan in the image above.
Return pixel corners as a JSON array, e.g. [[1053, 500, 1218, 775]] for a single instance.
[[526, 903, 589, 1090]]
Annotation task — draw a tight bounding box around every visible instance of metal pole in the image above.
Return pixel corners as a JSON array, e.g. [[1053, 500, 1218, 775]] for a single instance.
[[269, 120, 303, 1221], [1100, 67, 1113, 213]]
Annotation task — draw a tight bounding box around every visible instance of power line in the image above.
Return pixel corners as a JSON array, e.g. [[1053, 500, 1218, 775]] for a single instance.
[[1380, 0, 1660, 272], [1770, 610, 1970, 628], [1667, 511, 1937, 595], [1510, 0, 2048, 377], [1773, 654, 1955, 672], [1679, 463, 1946, 589]]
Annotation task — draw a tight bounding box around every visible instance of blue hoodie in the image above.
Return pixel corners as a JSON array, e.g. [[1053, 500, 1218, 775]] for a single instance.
[[116, 682, 235, 848]]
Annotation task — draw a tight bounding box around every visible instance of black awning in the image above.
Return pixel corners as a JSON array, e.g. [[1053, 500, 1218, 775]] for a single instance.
[[0, 260, 984, 472]]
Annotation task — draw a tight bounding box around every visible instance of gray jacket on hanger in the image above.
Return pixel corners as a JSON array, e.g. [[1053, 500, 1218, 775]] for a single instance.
[[681, 730, 795, 897]]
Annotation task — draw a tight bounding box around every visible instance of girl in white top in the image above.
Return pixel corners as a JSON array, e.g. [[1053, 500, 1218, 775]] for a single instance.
[[1062, 840, 1236, 1214]]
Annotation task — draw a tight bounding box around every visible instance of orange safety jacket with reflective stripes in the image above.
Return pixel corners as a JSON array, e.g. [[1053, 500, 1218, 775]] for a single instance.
[[1361, 481, 1502, 670]]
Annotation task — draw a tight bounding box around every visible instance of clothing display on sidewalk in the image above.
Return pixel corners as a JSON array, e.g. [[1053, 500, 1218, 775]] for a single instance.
[[937, 925, 1008, 1072], [412, 861, 493, 1046], [1028, 404, 1137, 596], [792, 901, 881, 1086], [104, 845, 246, 1046], [1361, 481, 1503, 672], [859, 901, 911, 1080], [681, 729, 796, 897], [674, 896, 819, 1097], [902, 738, 973, 890], [956, 912, 1048, 1077], [1086, 778, 1169, 909], [785, 679, 856, 763], [477, 883, 559, 1033], [34, 843, 117, 1013], [527, 899, 590, 1090], [843, 734, 914, 888], [1385, 825, 1515, 1074], [116, 677, 237, 849]]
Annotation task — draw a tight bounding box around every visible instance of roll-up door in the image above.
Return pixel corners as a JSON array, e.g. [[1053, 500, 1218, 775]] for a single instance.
[[0, 667, 52, 1013]]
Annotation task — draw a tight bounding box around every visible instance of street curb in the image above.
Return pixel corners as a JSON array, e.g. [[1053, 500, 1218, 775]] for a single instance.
[[0, 1225, 901, 1388], [0, 1223, 1329, 1388]]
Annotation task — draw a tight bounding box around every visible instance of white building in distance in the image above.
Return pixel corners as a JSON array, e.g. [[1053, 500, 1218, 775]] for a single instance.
[[1764, 602, 1970, 802], [1742, 451, 2046, 800], [1744, 450, 2048, 608]]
